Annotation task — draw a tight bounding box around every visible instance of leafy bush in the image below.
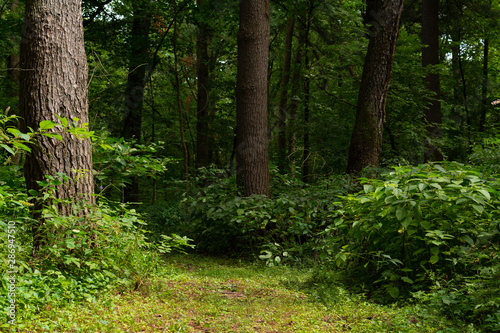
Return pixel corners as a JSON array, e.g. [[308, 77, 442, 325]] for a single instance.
[[186, 168, 354, 260], [316, 162, 500, 328]]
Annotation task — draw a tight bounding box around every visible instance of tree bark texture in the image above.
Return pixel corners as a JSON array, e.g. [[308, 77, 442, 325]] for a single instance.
[[422, 0, 442, 161], [346, 0, 404, 174], [277, 17, 294, 174], [236, 0, 270, 197], [20, 0, 94, 216]]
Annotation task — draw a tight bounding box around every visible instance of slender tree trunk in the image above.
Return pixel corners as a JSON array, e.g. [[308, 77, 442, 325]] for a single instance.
[[174, 0, 189, 179], [480, 38, 489, 132], [288, 25, 305, 176], [236, 0, 270, 197], [121, 0, 151, 202], [195, 0, 211, 169], [6, 0, 20, 100], [277, 17, 295, 174], [422, 0, 442, 161], [302, 4, 313, 182], [346, 0, 404, 174], [20, 0, 94, 250]]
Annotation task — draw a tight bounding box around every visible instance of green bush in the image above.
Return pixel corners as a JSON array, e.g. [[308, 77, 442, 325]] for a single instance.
[[316, 162, 500, 329]]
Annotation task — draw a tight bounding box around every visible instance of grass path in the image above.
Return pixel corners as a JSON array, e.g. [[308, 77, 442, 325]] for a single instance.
[[19, 255, 473, 332]]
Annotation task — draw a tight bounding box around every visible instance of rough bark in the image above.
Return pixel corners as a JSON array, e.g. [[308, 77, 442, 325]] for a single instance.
[[20, 0, 94, 247], [422, 0, 442, 161], [346, 0, 404, 174], [277, 17, 295, 174], [236, 0, 270, 197]]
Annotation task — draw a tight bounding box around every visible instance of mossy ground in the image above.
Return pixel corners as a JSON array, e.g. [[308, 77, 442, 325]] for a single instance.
[[11, 254, 476, 332]]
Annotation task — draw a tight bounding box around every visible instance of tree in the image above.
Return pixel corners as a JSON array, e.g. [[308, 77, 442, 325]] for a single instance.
[[422, 0, 442, 161], [235, 0, 270, 197], [121, 0, 152, 202], [346, 0, 405, 174], [196, 0, 212, 169], [20, 0, 94, 249]]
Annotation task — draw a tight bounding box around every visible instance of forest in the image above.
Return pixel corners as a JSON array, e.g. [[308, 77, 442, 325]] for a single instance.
[[1, 0, 500, 331]]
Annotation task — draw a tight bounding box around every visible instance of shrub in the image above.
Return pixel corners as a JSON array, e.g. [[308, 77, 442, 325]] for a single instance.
[[316, 162, 500, 328]]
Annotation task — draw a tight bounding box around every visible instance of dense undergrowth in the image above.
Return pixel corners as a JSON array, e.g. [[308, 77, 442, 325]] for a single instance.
[[1, 114, 499, 331]]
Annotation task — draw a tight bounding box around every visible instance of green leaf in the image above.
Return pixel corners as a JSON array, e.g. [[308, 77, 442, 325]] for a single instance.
[[420, 220, 431, 230], [388, 286, 400, 298], [472, 204, 484, 214], [1, 144, 14, 155], [401, 276, 414, 284], [396, 207, 406, 221], [39, 120, 56, 130], [478, 189, 490, 201], [429, 255, 439, 264], [236, 209, 244, 215]]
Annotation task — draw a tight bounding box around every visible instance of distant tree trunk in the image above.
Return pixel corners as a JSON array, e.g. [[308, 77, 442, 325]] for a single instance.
[[479, 38, 489, 132], [196, 0, 211, 169], [422, 0, 442, 161], [302, 4, 313, 182], [287, 24, 306, 176], [277, 17, 295, 174], [236, 0, 270, 197], [20, 0, 94, 250], [174, 0, 189, 179], [346, 0, 404, 174], [6, 0, 20, 100], [121, 0, 151, 202]]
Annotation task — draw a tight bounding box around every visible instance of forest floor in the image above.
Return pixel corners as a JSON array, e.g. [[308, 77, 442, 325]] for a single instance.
[[18, 254, 475, 332]]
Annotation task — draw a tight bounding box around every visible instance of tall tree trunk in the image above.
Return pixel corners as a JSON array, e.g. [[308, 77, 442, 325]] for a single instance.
[[480, 38, 489, 132], [174, 0, 189, 179], [20, 0, 94, 250], [287, 24, 306, 176], [121, 0, 151, 202], [236, 0, 270, 197], [195, 0, 211, 169], [302, 3, 313, 182], [277, 17, 295, 174], [422, 0, 442, 161], [346, 0, 404, 174], [6, 0, 20, 100]]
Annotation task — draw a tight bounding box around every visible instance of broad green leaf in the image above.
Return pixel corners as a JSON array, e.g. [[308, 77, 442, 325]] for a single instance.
[[396, 207, 406, 221], [388, 286, 400, 298], [1, 144, 14, 155], [472, 204, 484, 214], [429, 255, 439, 264], [39, 120, 56, 130], [460, 235, 474, 245], [420, 220, 431, 230], [478, 189, 490, 200], [401, 276, 413, 284]]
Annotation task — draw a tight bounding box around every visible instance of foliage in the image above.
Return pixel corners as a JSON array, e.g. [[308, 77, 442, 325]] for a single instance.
[[316, 162, 500, 327], [186, 167, 355, 259], [469, 135, 500, 176], [92, 133, 170, 197]]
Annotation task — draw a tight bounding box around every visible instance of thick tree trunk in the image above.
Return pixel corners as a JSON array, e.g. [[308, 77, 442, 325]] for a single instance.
[[236, 0, 270, 197], [422, 0, 442, 161], [277, 17, 295, 174], [196, 0, 211, 169], [121, 0, 151, 202], [20, 0, 94, 249], [346, 0, 404, 174]]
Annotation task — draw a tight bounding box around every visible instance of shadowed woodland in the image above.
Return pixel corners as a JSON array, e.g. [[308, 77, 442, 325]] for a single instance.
[[1, 0, 500, 331]]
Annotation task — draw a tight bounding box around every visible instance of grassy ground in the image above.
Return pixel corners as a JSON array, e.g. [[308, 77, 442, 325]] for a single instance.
[[13, 254, 476, 332]]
